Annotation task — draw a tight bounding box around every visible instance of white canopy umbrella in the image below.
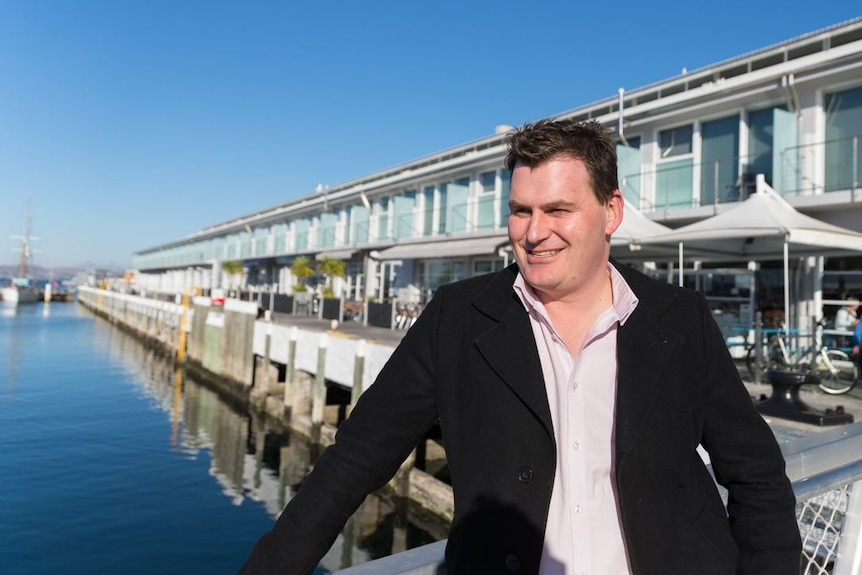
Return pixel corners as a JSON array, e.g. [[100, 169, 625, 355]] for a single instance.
[[609, 202, 676, 262], [635, 175, 862, 331]]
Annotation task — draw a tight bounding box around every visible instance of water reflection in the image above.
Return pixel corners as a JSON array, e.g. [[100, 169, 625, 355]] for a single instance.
[[91, 312, 447, 571], [3, 304, 22, 398]]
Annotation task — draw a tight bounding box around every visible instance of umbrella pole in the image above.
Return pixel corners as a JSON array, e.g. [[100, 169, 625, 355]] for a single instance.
[[784, 240, 790, 338], [678, 242, 684, 287]]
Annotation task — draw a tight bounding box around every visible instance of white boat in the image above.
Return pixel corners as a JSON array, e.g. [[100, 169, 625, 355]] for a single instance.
[[3, 205, 40, 305], [1, 279, 40, 304]]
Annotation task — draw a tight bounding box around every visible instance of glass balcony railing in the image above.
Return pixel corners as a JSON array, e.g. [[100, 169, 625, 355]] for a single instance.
[[780, 134, 861, 196], [621, 152, 770, 212], [137, 135, 861, 271], [622, 136, 860, 212]]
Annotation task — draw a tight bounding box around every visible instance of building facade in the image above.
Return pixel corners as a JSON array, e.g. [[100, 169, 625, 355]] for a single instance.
[[134, 18, 862, 332]]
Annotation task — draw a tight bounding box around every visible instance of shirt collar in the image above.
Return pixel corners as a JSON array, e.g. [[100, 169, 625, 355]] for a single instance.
[[513, 262, 639, 326]]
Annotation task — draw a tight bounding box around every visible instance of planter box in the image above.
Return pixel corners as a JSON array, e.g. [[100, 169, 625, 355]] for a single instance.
[[322, 298, 342, 320], [367, 301, 394, 328]]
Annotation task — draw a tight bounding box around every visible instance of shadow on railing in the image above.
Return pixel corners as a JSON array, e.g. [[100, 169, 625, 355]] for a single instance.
[[333, 422, 862, 575]]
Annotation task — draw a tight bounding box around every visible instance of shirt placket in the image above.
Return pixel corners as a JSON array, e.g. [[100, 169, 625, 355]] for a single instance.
[[569, 347, 591, 574]]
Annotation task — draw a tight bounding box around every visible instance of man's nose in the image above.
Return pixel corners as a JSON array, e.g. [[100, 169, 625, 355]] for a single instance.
[[525, 212, 550, 244]]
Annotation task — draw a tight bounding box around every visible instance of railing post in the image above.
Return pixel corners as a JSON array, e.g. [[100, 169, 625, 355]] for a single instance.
[[177, 288, 191, 363], [754, 311, 763, 385], [261, 320, 273, 393], [351, 339, 367, 410], [832, 479, 862, 575], [283, 326, 298, 415], [311, 333, 328, 426]]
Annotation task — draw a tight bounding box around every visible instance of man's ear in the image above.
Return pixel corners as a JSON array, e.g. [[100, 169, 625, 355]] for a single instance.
[[605, 190, 624, 237]]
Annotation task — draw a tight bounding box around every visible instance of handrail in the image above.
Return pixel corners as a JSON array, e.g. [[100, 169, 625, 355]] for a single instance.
[[332, 423, 862, 575], [793, 459, 862, 499]]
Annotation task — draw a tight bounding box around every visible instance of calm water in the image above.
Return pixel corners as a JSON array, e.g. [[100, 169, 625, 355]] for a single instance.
[[0, 302, 443, 575]]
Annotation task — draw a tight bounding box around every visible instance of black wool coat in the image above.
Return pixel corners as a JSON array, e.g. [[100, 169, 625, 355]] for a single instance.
[[239, 261, 801, 575]]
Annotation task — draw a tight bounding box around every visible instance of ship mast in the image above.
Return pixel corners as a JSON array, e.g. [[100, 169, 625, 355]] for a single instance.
[[11, 203, 35, 279]]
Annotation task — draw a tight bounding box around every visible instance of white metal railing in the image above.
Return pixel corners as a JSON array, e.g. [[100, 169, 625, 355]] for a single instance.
[[333, 422, 862, 575], [797, 461, 862, 575]]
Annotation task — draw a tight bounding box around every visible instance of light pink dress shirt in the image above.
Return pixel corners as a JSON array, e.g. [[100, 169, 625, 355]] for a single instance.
[[513, 263, 639, 575]]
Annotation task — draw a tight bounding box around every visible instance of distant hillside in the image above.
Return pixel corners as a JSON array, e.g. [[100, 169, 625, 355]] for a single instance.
[[0, 263, 125, 281]]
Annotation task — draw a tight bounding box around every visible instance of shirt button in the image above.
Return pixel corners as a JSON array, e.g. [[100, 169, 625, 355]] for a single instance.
[[575, 505, 582, 514], [573, 441, 580, 450], [517, 466, 534, 483], [571, 381, 578, 391], [505, 553, 521, 571]]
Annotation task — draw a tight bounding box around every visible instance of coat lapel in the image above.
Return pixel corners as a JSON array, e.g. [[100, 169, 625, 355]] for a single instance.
[[613, 262, 680, 457], [469, 263, 683, 453], [472, 266, 555, 441]]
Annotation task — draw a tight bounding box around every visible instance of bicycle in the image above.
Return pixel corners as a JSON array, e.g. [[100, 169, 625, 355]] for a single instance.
[[745, 318, 859, 394]]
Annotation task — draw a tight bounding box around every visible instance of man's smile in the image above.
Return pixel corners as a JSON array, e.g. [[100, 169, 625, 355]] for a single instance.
[[527, 248, 562, 258]]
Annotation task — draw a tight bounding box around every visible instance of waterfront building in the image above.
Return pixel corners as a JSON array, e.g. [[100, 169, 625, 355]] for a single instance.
[[134, 18, 862, 335]]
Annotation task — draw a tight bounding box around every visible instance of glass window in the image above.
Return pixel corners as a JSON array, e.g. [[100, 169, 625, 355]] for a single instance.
[[273, 224, 287, 254], [254, 227, 268, 255], [438, 182, 449, 234], [295, 219, 310, 251], [319, 213, 337, 248], [477, 171, 496, 230], [377, 197, 389, 240], [422, 186, 434, 236], [659, 125, 693, 158], [473, 259, 505, 275], [448, 177, 470, 233], [747, 107, 780, 188], [499, 170, 511, 225], [480, 171, 495, 192], [617, 140, 642, 207], [394, 192, 415, 240], [617, 135, 641, 149], [825, 85, 862, 192], [700, 114, 739, 204], [656, 159, 694, 208], [350, 205, 369, 245], [419, 260, 468, 295]]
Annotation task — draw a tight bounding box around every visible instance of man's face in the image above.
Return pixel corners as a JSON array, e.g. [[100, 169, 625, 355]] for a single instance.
[[508, 156, 622, 303]]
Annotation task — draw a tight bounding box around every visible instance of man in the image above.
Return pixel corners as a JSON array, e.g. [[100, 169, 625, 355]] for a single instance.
[[239, 119, 801, 575], [834, 297, 860, 332], [834, 297, 860, 350], [854, 319, 862, 375]]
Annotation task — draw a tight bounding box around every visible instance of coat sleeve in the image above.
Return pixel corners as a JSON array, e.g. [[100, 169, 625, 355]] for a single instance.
[[695, 293, 802, 575], [237, 293, 445, 575]]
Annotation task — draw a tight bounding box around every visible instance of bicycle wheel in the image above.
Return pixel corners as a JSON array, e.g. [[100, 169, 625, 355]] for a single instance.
[[815, 349, 859, 394], [746, 344, 784, 379]]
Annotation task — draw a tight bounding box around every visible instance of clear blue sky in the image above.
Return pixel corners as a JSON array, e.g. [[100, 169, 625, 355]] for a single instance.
[[0, 1, 859, 269]]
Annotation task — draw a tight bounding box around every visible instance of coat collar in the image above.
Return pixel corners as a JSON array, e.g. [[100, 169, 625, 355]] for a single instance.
[[612, 261, 681, 455], [472, 265, 555, 442], [471, 261, 682, 455]]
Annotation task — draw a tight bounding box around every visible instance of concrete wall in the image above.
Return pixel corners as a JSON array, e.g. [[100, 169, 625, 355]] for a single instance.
[[79, 287, 259, 387], [77, 286, 183, 351], [255, 322, 395, 394]]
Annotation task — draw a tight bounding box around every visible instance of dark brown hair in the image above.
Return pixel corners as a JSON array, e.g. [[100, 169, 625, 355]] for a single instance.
[[504, 119, 618, 205]]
